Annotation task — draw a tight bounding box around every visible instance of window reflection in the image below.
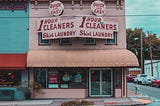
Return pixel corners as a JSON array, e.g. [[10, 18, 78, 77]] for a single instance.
[[34, 68, 87, 89]]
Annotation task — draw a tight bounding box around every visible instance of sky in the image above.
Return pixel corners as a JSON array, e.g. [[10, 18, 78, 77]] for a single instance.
[[125, 0, 160, 37]]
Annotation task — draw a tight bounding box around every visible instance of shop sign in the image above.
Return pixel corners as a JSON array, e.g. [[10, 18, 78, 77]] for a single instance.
[[91, 0, 106, 16], [37, 16, 118, 39], [48, 72, 58, 83], [49, 1, 64, 16]]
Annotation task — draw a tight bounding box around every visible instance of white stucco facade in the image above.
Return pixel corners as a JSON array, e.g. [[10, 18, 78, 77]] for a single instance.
[[144, 60, 160, 79]]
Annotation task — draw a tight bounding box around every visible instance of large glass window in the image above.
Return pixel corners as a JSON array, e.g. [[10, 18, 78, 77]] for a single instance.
[[34, 68, 86, 89], [0, 71, 21, 87], [34, 68, 47, 88], [48, 70, 59, 88], [114, 68, 122, 88], [60, 71, 85, 88], [105, 32, 117, 45]]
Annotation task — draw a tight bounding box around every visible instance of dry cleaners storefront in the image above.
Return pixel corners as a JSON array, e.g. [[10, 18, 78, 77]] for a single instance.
[[27, 50, 138, 98], [27, 1, 139, 99]]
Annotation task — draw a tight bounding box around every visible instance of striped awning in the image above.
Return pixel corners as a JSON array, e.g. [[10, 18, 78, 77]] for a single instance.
[[27, 49, 139, 67]]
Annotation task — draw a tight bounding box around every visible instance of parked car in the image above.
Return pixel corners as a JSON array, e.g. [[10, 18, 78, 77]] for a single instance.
[[151, 79, 160, 87], [141, 76, 156, 85], [134, 74, 147, 84], [127, 74, 136, 82], [133, 75, 138, 83]]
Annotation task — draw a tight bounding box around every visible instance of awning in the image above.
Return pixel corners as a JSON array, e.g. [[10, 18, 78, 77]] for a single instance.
[[0, 54, 27, 70], [27, 50, 139, 67]]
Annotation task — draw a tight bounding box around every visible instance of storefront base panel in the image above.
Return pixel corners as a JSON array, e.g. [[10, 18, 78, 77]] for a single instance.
[[114, 89, 122, 97], [33, 89, 88, 99]]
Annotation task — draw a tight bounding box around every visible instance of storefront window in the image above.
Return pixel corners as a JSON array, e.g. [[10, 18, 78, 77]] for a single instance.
[[60, 71, 85, 88], [34, 68, 86, 89], [114, 68, 122, 88], [48, 70, 59, 88], [0, 71, 21, 87], [34, 68, 47, 88], [60, 71, 70, 88]]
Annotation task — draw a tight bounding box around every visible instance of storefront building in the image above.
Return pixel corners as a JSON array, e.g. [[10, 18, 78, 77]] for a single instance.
[[0, 0, 29, 100], [28, 0, 139, 99]]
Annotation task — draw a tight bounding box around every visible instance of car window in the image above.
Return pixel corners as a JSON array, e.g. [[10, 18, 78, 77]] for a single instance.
[[140, 75, 147, 77]]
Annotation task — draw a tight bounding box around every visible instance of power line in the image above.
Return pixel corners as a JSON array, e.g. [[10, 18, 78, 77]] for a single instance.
[[0, 14, 160, 18], [126, 14, 160, 17]]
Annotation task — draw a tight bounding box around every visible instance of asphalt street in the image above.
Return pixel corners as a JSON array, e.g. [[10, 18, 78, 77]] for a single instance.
[[128, 82, 160, 106], [128, 83, 160, 99]]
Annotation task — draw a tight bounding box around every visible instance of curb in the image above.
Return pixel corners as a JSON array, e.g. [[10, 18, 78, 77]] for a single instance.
[[103, 97, 153, 106]]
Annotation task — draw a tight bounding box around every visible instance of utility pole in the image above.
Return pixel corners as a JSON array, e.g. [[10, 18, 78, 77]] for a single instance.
[[148, 32, 153, 76], [140, 30, 143, 74]]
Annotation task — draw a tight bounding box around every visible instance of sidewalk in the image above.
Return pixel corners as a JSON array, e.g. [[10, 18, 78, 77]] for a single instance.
[[0, 90, 153, 106], [103, 90, 153, 106]]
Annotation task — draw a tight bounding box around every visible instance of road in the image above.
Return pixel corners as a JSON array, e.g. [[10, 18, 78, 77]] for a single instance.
[[128, 83, 160, 105]]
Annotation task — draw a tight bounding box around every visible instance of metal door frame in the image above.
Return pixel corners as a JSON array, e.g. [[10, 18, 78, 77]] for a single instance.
[[89, 68, 113, 97]]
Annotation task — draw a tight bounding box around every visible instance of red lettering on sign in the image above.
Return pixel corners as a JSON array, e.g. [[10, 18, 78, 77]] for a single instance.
[[79, 16, 86, 28], [37, 20, 44, 31]]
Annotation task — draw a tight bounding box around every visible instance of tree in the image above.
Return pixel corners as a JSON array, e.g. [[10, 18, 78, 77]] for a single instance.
[[126, 28, 160, 70]]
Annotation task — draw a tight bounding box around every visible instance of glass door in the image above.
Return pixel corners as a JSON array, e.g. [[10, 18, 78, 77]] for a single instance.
[[90, 70, 100, 96], [89, 69, 112, 97], [102, 70, 112, 96]]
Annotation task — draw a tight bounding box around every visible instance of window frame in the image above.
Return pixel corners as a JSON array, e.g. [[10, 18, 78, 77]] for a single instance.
[[38, 33, 51, 46], [105, 32, 117, 45], [59, 38, 72, 45], [83, 38, 96, 45]]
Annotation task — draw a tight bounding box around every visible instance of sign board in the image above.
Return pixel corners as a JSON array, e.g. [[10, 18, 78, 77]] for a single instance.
[[37, 16, 118, 39], [91, 0, 106, 16], [49, 1, 64, 16]]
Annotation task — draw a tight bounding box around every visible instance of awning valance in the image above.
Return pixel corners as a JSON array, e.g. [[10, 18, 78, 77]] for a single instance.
[[0, 54, 27, 70], [27, 49, 139, 67]]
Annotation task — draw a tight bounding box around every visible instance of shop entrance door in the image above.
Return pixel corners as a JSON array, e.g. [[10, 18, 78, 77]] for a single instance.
[[89, 69, 112, 97]]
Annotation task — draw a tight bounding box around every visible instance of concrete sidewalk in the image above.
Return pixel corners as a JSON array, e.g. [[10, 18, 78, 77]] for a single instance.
[[0, 90, 153, 106], [126, 90, 153, 105]]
